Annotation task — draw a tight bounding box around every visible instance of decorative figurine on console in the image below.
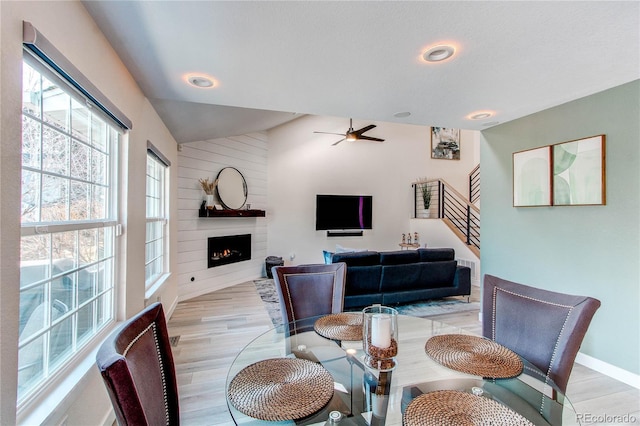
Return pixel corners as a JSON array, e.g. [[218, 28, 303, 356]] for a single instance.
[[407, 233, 412, 244], [402, 233, 406, 244]]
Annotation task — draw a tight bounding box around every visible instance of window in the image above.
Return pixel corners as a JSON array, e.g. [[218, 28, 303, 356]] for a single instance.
[[19, 52, 119, 404], [145, 144, 169, 289]]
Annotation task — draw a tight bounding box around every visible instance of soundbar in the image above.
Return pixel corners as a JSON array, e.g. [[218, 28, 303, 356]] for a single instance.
[[327, 231, 364, 237]]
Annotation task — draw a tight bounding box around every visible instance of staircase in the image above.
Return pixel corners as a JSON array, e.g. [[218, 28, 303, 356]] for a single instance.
[[413, 166, 480, 257], [469, 164, 480, 204]]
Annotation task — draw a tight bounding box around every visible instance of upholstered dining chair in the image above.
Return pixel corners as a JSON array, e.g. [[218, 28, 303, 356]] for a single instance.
[[96, 302, 179, 425], [482, 274, 601, 394], [272, 262, 347, 335]]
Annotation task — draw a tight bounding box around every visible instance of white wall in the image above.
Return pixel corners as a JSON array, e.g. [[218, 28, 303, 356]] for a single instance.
[[267, 115, 480, 265], [177, 134, 268, 300], [0, 1, 179, 424]]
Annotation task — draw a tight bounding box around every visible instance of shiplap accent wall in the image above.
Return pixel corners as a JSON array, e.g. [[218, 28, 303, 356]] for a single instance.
[[177, 133, 268, 301]]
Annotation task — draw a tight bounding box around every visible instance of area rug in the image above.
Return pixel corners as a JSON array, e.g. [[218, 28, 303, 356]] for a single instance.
[[254, 278, 283, 327], [253, 279, 480, 328]]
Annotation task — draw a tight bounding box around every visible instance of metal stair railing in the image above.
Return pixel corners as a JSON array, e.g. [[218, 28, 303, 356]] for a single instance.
[[412, 178, 480, 252], [440, 179, 480, 251], [469, 164, 480, 204]]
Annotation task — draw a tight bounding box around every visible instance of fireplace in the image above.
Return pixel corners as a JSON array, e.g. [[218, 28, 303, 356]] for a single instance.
[[208, 234, 251, 268]]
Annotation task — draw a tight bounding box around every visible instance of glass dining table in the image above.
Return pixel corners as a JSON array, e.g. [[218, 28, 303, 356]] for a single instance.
[[225, 314, 580, 425]]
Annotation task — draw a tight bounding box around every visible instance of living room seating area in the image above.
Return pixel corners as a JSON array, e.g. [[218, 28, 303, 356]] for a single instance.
[[327, 248, 471, 309]]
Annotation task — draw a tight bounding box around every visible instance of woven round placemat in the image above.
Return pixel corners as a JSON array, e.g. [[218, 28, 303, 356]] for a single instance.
[[314, 313, 363, 341], [425, 334, 523, 378], [227, 357, 334, 421], [403, 390, 535, 426]]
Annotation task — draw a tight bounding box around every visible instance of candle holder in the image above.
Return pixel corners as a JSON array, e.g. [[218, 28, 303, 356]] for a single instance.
[[363, 305, 398, 371]]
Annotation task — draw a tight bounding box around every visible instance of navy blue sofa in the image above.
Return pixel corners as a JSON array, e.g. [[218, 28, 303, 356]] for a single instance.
[[327, 248, 471, 309]]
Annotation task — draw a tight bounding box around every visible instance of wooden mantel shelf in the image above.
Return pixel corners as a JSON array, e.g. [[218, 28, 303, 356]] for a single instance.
[[198, 209, 266, 218]]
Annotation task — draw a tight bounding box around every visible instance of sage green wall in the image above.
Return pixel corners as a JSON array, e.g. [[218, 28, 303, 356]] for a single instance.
[[480, 80, 639, 375]]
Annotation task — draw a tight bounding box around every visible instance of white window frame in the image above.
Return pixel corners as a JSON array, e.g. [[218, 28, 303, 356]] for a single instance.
[[145, 142, 170, 294], [18, 22, 131, 414]]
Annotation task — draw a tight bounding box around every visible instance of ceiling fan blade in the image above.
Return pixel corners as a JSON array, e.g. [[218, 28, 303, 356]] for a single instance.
[[314, 131, 346, 136], [358, 135, 385, 142], [354, 124, 376, 135], [332, 138, 346, 146]]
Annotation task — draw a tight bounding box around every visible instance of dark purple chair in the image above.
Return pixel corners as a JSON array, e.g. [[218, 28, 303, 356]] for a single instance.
[[96, 303, 179, 425], [482, 274, 601, 394], [272, 263, 346, 334]]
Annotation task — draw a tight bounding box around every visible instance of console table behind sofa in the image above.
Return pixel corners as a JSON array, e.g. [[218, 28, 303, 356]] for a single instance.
[[328, 248, 471, 309]]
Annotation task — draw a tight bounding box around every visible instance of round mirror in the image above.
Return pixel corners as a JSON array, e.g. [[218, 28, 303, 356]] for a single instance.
[[216, 167, 248, 210]]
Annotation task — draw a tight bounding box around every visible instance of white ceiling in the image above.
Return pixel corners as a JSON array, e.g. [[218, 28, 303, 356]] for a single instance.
[[82, 1, 639, 143]]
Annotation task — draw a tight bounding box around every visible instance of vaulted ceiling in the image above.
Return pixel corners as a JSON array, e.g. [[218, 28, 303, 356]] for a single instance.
[[82, 1, 639, 143]]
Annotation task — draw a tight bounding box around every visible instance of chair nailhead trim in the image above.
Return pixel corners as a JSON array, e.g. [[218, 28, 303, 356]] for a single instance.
[[123, 322, 171, 425], [491, 287, 573, 414], [282, 271, 338, 325]]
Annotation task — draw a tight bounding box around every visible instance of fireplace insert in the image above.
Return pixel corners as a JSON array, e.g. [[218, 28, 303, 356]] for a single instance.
[[208, 234, 251, 268]]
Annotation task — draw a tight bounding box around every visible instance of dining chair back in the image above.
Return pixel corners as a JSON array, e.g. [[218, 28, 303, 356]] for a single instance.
[[96, 302, 179, 425], [272, 262, 347, 334], [482, 274, 601, 394]]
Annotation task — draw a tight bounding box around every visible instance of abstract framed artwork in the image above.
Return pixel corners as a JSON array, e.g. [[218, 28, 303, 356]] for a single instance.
[[552, 135, 606, 206], [513, 146, 552, 207], [431, 127, 460, 160]]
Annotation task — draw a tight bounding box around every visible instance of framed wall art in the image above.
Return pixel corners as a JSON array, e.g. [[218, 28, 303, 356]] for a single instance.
[[552, 135, 606, 206], [431, 127, 460, 160], [513, 146, 551, 207]]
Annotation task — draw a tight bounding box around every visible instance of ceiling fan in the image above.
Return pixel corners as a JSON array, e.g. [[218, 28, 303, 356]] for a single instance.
[[314, 118, 385, 146]]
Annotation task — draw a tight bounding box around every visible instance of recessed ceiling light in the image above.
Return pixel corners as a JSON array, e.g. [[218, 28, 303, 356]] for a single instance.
[[187, 76, 214, 88], [467, 110, 495, 121], [470, 112, 492, 120], [393, 111, 411, 118], [422, 45, 455, 62]]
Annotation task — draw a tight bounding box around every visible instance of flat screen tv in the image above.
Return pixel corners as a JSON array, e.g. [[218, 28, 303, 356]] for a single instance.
[[315, 195, 373, 230]]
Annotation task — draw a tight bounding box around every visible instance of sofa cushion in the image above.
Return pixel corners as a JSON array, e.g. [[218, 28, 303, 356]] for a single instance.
[[380, 260, 457, 291], [417, 248, 455, 262], [331, 251, 380, 267], [343, 265, 382, 295], [323, 250, 334, 264], [379, 250, 420, 265]]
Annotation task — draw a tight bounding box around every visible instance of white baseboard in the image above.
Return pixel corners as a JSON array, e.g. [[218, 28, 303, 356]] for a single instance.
[[167, 296, 179, 318], [575, 352, 640, 389], [100, 409, 115, 426]]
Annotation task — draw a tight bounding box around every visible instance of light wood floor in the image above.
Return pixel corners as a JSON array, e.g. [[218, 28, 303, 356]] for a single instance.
[[167, 282, 639, 425]]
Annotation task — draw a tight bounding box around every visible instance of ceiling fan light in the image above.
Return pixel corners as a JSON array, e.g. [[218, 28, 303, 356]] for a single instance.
[[346, 133, 357, 141]]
